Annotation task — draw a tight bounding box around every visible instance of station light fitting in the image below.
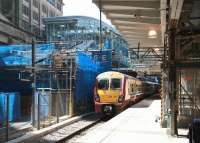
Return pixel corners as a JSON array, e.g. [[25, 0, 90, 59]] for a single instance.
[[148, 30, 157, 38], [154, 48, 160, 51]]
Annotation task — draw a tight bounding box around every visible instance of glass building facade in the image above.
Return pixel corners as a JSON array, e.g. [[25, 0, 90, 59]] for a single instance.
[[44, 16, 129, 67]]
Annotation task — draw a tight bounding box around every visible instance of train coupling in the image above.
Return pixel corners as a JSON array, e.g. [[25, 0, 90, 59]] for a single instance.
[[103, 105, 113, 113]]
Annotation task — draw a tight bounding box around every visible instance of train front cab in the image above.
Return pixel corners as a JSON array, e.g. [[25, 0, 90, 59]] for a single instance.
[[94, 74, 125, 114]]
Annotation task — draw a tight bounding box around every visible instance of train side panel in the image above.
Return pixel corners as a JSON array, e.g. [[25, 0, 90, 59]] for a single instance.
[[124, 77, 130, 100], [125, 77, 136, 105]]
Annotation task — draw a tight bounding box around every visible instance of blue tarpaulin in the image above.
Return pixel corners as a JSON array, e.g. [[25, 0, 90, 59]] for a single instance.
[[0, 93, 21, 124], [0, 44, 54, 91], [0, 44, 55, 66], [34, 90, 50, 120], [0, 44, 113, 117], [75, 50, 112, 113]]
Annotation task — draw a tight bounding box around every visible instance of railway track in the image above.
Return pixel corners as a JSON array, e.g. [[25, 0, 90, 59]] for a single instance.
[[66, 121, 105, 143], [0, 125, 32, 143], [26, 113, 103, 143]]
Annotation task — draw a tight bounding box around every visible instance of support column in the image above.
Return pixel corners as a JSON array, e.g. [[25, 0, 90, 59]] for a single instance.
[[137, 41, 140, 59], [6, 94, 9, 141], [161, 34, 168, 128], [31, 39, 36, 127], [55, 73, 59, 123], [37, 92, 40, 130], [69, 58, 74, 116], [168, 28, 178, 135]]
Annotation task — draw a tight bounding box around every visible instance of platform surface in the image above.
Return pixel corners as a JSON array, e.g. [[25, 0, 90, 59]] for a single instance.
[[76, 98, 188, 143]]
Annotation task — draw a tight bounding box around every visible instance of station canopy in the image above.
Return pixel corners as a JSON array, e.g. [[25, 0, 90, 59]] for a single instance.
[[93, 0, 165, 48], [93, 0, 167, 74], [93, 0, 199, 74]]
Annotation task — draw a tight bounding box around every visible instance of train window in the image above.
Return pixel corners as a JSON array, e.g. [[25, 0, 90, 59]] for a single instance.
[[110, 78, 121, 90], [98, 79, 109, 90], [132, 84, 134, 93]]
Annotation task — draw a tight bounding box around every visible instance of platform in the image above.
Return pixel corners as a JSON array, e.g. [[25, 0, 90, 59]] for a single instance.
[[76, 98, 188, 143]]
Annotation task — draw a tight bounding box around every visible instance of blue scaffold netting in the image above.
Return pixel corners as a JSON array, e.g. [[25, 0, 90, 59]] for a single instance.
[[0, 44, 55, 66], [75, 50, 112, 114], [0, 44, 55, 91], [0, 44, 55, 124]]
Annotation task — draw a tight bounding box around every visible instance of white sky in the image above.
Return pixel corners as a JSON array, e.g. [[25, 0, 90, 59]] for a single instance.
[[63, 0, 112, 26]]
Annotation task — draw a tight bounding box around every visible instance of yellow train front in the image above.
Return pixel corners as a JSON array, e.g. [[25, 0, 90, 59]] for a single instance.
[[94, 71, 144, 114]]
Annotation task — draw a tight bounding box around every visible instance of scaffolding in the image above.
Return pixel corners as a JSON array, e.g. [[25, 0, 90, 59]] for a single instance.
[[31, 41, 112, 129], [161, 29, 200, 135], [33, 46, 77, 128], [0, 41, 112, 142]]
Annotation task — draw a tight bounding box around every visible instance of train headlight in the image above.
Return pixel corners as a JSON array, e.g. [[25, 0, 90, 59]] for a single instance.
[[95, 95, 100, 102], [118, 96, 124, 103]]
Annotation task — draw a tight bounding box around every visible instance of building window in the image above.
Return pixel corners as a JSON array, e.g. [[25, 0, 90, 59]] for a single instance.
[[33, 25, 40, 35], [33, 0, 39, 8], [22, 5, 29, 16], [22, 20, 30, 32], [42, 5, 47, 14], [57, 3, 62, 11], [47, 0, 55, 6], [33, 11, 39, 21]]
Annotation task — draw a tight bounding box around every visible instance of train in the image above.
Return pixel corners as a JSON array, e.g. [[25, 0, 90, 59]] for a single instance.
[[94, 71, 160, 114]]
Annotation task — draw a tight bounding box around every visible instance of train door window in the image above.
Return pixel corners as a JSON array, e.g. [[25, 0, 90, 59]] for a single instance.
[[138, 83, 142, 94], [135, 83, 139, 95], [134, 84, 136, 93], [98, 79, 109, 90], [131, 83, 134, 93], [110, 78, 121, 90]]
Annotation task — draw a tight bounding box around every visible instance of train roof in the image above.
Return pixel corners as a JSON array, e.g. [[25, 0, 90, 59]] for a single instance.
[[112, 68, 137, 77], [97, 71, 123, 79], [96, 71, 138, 80]]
